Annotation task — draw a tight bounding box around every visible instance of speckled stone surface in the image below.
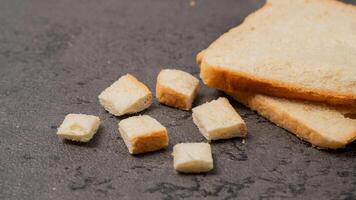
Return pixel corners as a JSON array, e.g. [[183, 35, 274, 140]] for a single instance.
[[1, 0, 356, 199]]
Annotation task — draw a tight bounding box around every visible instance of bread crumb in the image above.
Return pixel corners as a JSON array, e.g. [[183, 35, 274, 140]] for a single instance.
[[189, 0, 196, 7]]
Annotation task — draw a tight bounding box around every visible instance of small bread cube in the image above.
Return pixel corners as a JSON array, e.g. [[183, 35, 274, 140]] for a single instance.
[[118, 115, 169, 154], [156, 69, 199, 110], [173, 143, 213, 173], [57, 114, 101, 142], [98, 74, 152, 116], [192, 97, 247, 140]]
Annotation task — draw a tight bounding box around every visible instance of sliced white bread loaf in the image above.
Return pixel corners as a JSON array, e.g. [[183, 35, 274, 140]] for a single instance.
[[225, 90, 356, 149], [198, 0, 356, 106], [98, 74, 152, 116], [156, 69, 199, 110]]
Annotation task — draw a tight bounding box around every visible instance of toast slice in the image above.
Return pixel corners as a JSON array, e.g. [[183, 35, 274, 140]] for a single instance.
[[198, 0, 356, 106], [225, 90, 356, 149]]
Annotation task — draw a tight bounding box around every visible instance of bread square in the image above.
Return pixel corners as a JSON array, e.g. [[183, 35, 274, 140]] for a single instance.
[[118, 115, 169, 154], [57, 114, 101, 142], [98, 74, 152, 116], [156, 69, 199, 110], [192, 97, 247, 140], [173, 143, 213, 173]]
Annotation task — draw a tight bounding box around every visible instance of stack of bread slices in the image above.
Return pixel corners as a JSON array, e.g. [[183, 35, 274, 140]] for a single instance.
[[197, 0, 356, 149]]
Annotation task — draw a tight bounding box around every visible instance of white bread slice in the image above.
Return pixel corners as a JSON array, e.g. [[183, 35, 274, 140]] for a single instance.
[[57, 114, 101, 142], [118, 115, 168, 154], [98, 74, 152, 116], [199, 0, 356, 106], [156, 69, 199, 110], [173, 143, 213, 173], [192, 97, 247, 140], [225, 90, 356, 149]]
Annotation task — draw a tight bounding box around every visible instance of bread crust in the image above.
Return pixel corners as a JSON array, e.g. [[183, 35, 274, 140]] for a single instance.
[[156, 81, 191, 111], [226, 90, 356, 149], [198, 52, 356, 107], [131, 130, 169, 154]]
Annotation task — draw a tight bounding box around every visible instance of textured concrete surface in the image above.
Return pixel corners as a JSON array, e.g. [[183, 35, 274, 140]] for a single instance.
[[1, 0, 356, 199]]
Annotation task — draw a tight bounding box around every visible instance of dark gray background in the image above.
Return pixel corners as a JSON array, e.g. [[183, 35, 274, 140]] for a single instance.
[[1, 0, 356, 199]]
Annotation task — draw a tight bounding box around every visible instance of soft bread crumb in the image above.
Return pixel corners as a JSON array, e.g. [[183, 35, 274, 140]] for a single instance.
[[118, 115, 169, 154], [98, 74, 152, 116], [156, 69, 199, 110], [173, 143, 213, 173], [192, 97, 247, 140], [57, 114, 101, 142]]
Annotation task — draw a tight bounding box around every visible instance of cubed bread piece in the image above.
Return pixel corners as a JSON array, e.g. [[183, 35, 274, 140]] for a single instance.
[[173, 143, 213, 173], [118, 115, 169, 154], [98, 74, 152, 116], [57, 114, 101, 142], [156, 69, 199, 110], [192, 97, 247, 140]]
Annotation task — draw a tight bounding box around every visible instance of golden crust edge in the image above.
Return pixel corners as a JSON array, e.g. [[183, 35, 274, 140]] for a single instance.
[[156, 82, 192, 111], [130, 130, 169, 154]]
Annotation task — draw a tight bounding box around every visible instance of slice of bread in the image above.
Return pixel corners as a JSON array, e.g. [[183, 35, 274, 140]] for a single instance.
[[173, 143, 213, 173], [192, 97, 247, 140], [98, 74, 152, 116], [118, 115, 169, 154], [225, 90, 356, 149], [57, 114, 101, 142], [156, 69, 199, 110], [198, 0, 356, 106]]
